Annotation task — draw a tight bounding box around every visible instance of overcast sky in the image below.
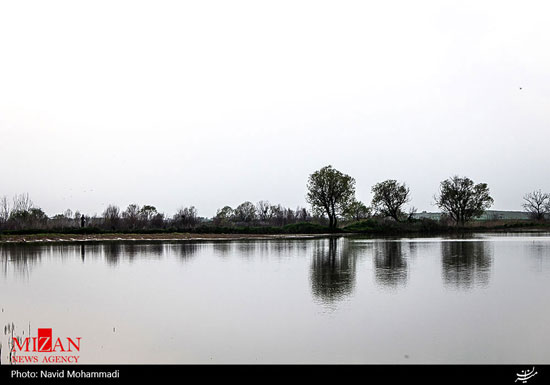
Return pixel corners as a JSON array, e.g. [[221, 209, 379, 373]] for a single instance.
[[0, 0, 549, 218]]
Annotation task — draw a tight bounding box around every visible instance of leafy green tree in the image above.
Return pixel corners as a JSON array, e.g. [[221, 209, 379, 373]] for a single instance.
[[371, 180, 410, 221], [9, 207, 48, 229], [213, 206, 234, 225], [434, 176, 493, 226], [344, 199, 371, 221], [306, 165, 356, 229], [140, 205, 158, 222]]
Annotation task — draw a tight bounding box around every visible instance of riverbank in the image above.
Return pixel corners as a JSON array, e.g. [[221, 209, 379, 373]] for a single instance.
[[1, 226, 549, 244], [1, 219, 549, 244], [0, 232, 335, 244]]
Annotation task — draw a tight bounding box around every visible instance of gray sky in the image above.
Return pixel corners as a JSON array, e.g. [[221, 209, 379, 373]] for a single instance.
[[1, 0, 549, 218]]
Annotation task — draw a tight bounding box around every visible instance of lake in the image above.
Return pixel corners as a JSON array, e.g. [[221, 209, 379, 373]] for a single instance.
[[1, 233, 550, 364]]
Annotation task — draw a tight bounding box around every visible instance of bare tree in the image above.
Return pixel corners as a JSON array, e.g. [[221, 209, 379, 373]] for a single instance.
[[256, 200, 272, 222], [406, 206, 418, 221], [522, 190, 550, 221], [122, 204, 141, 229], [150, 212, 165, 228], [2, 193, 42, 230], [0, 196, 10, 225], [103, 205, 121, 230], [64, 209, 73, 219], [173, 206, 198, 228], [270, 204, 285, 226], [12, 193, 33, 213], [296, 206, 310, 222], [285, 207, 295, 223]]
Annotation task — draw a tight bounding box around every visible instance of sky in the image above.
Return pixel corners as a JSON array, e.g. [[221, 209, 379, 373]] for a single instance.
[[0, 0, 549, 218]]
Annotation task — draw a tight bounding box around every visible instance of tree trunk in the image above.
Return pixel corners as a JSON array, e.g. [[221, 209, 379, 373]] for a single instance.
[[327, 213, 337, 230]]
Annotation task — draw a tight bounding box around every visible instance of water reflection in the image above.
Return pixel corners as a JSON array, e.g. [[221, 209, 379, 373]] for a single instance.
[[212, 241, 233, 257], [1, 234, 549, 364], [440, 241, 493, 290], [101, 242, 195, 265], [0, 242, 200, 275], [165, 243, 200, 262], [310, 238, 356, 304], [0, 244, 84, 279], [524, 241, 550, 274], [229, 240, 309, 260], [373, 241, 409, 289], [1, 244, 43, 279], [104, 243, 123, 266], [236, 241, 270, 259]]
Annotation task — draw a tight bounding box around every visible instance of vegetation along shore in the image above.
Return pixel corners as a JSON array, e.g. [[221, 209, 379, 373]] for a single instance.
[[2, 165, 550, 242]]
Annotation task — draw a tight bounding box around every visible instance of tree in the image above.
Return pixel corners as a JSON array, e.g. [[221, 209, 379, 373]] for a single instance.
[[140, 205, 159, 223], [295, 206, 310, 222], [122, 203, 141, 229], [173, 206, 197, 228], [213, 206, 234, 226], [270, 204, 285, 226], [371, 180, 410, 221], [234, 201, 257, 223], [12, 193, 33, 213], [256, 200, 272, 222], [0, 196, 10, 225], [344, 199, 371, 221], [285, 207, 295, 223], [8, 207, 48, 229], [434, 176, 493, 226], [150, 212, 165, 228], [51, 209, 76, 228], [306, 165, 356, 229], [522, 190, 550, 221], [103, 204, 121, 230]]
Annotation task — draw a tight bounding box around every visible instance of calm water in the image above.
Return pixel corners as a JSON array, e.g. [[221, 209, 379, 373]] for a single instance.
[[1, 233, 550, 364]]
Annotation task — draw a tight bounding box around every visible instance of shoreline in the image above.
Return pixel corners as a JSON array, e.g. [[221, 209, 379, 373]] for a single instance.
[[0, 232, 335, 244], [1, 227, 549, 244]]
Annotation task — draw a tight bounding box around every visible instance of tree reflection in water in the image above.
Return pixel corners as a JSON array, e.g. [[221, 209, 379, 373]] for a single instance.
[[373, 241, 408, 289], [310, 237, 356, 304], [100, 242, 196, 265], [441, 240, 493, 290], [165, 242, 199, 262], [0, 244, 44, 279]]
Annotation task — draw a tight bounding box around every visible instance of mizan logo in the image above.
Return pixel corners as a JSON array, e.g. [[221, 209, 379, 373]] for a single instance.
[[515, 367, 538, 383], [11, 328, 82, 363]]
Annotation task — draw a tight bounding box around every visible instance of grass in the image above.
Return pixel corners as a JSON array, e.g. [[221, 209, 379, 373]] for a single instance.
[[342, 218, 550, 235], [1, 219, 549, 241], [0, 224, 332, 235]]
